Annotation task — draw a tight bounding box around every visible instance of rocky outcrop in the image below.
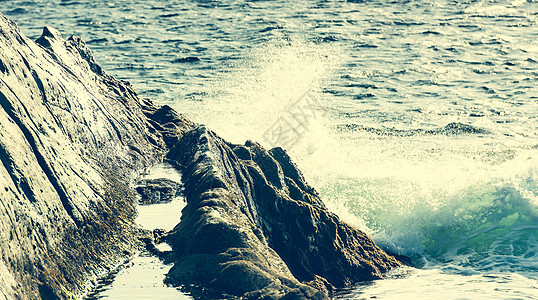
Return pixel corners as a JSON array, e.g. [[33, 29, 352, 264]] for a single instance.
[[0, 12, 400, 300], [0, 13, 167, 299], [135, 178, 182, 204], [164, 126, 401, 298]]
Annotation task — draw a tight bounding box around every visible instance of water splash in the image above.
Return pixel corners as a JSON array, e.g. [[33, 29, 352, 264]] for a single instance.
[[180, 37, 337, 146], [166, 28, 538, 279], [304, 139, 538, 277]]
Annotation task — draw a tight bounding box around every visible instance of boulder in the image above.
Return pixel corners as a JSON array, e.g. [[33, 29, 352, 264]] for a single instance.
[[135, 178, 182, 205], [164, 126, 401, 298]]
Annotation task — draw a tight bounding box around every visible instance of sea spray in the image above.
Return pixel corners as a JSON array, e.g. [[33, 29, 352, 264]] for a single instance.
[[184, 37, 337, 146], [158, 29, 538, 279], [298, 135, 537, 276]]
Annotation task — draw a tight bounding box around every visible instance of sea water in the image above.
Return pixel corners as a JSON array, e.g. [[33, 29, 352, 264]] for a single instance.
[[86, 163, 191, 299], [4, 0, 537, 298]]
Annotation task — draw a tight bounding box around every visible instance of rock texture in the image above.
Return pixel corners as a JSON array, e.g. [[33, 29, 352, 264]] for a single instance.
[[0, 13, 167, 299], [135, 178, 182, 205], [0, 12, 401, 300], [164, 126, 401, 298]]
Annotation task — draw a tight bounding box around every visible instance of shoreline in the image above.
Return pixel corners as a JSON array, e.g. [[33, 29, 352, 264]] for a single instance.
[[0, 12, 400, 299]]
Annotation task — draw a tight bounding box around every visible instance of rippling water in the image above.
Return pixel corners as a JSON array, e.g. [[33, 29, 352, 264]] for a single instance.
[[4, 0, 537, 298]]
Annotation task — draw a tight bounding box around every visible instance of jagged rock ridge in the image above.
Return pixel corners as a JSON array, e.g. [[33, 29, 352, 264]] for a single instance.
[[164, 127, 401, 298]]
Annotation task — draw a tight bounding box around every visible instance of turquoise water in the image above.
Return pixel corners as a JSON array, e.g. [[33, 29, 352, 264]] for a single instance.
[[4, 0, 537, 298]]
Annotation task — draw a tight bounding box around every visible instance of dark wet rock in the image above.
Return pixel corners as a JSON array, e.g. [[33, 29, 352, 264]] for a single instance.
[[385, 251, 414, 267], [164, 126, 401, 299], [141, 103, 195, 148], [435, 122, 489, 135], [153, 228, 168, 243], [141, 229, 172, 259], [305, 276, 335, 296], [0, 13, 165, 299], [135, 178, 182, 204], [172, 57, 201, 63]]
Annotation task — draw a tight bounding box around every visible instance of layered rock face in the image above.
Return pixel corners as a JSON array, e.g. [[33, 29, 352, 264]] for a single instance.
[[0, 13, 166, 299], [0, 12, 400, 300]]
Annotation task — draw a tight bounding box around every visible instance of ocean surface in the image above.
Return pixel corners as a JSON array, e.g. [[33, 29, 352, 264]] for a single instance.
[[3, 0, 537, 298]]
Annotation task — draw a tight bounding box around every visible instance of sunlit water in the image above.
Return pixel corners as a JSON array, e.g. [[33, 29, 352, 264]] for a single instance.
[[4, 0, 537, 298], [86, 163, 191, 299], [336, 267, 538, 299], [135, 163, 185, 231]]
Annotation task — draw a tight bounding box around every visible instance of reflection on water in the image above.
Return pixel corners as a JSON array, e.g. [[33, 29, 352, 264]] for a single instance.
[[87, 254, 191, 300], [335, 267, 538, 300], [86, 163, 191, 299], [136, 197, 185, 232], [136, 162, 185, 232]]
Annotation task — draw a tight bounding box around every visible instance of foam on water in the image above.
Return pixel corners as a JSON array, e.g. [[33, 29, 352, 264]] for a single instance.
[[293, 114, 538, 280]]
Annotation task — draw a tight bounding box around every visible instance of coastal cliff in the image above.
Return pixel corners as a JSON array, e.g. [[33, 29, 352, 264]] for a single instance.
[[0, 13, 167, 298], [0, 12, 400, 299]]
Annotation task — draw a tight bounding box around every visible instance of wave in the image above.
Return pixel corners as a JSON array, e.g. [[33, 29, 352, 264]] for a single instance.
[[372, 177, 538, 278], [336, 122, 490, 137]]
